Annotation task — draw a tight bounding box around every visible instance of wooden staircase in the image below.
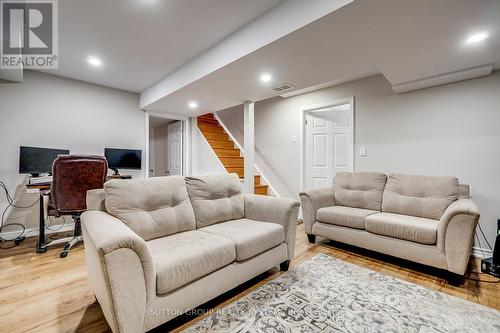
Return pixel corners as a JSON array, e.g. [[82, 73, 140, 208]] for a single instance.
[[197, 113, 269, 195]]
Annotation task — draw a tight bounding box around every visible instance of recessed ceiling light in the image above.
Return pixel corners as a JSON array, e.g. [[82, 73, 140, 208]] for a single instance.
[[188, 101, 198, 109], [465, 31, 489, 44], [86, 56, 102, 67], [260, 73, 272, 83]]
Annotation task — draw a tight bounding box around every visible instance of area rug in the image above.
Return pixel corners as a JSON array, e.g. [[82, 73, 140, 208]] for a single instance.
[[183, 254, 500, 332]]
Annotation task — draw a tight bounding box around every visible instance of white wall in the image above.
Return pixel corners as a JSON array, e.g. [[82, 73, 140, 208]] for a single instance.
[[190, 118, 227, 176], [0, 71, 145, 233], [217, 72, 500, 249]]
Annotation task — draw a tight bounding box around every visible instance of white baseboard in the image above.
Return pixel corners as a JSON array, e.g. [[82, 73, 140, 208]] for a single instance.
[[471, 246, 493, 259], [0, 222, 74, 240]]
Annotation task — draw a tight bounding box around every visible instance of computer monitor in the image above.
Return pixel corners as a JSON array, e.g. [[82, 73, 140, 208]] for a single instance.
[[19, 146, 70, 177], [104, 148, 142, 175]]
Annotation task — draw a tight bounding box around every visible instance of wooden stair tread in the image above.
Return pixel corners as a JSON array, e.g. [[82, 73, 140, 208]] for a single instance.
[[199, 122, 219, 127], [207, 143, 235, 149], [213, 149, 241, 157], [240, 175, 262, 185], [206, 139, 234, 144], [206, 138, 234, 144], [198, 118, 216, 123], [219, 156, 243, 166], [198, 125, 224, 133], [203, 133, 229, 141], [198, 119, 222, 128], [199, 113, 215, 118], [254, 184, 268, 195], [198, 120, 219, 126], [203, 131, 227, 136]]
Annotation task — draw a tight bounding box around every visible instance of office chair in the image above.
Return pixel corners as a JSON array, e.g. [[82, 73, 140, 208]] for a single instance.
[[49, 155, 107, 258]]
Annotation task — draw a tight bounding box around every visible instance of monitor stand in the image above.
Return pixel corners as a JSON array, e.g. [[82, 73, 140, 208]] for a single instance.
[[111, 168, 120, 176]]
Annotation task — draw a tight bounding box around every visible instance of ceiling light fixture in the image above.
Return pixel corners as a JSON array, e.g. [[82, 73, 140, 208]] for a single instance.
[[464, 31, 489, 44], [188, 101, 198, 109], [260, 73, 272, 83], [86, 56, 102, 67]]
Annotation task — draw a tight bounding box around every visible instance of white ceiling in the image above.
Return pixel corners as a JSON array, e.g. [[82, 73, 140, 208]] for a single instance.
[[144, 0, 500, 116], [149, 116, 175, 129], [139, 0, 352, 108], [37, 0, 285, 92]]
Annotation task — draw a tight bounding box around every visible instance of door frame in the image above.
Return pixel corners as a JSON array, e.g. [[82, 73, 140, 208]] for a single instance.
[[145, 112, 191, 178], [298, 97, 354, 192], [149, 127, 155, 177]]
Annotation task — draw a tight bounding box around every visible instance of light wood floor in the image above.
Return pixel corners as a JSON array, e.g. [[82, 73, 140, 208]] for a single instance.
[[1, 224, 498, 333]]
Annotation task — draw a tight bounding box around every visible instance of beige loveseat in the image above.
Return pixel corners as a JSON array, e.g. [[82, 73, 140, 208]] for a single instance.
[[300, 172, 479, 277], [81, 174, 300, 333]]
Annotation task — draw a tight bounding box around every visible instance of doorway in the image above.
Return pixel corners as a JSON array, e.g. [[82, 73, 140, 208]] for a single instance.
[[300, 98, 354, 190], [148, 115, 186, 177]]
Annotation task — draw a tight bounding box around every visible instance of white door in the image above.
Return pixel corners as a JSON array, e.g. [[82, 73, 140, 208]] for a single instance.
[[305, 103, 353, 189], [153, 126, 168, 177], [167, 121, 183, 176]]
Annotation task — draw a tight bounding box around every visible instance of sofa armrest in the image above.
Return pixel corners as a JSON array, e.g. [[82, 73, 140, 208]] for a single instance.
[[244, 194, 300, 260], [86, 188, 106, 211], [82, 210, 155, 333], [299, 187, 335, 234], [437, 199, 480, 275]]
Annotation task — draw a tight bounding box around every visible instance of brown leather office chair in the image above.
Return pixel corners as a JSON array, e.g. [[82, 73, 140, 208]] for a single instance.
[[49, 155, 107, 257]]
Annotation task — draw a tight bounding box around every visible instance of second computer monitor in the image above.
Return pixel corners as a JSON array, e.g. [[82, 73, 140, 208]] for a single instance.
[[104, 148, 141, 175]]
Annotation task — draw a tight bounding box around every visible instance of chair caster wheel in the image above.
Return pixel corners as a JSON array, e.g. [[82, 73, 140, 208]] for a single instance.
[[60, 251, 68, 258]]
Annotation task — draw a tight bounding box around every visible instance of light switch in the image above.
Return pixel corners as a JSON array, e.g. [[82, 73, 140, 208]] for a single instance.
[[360, 146, 367, 157], [292, 135, 297, 144]]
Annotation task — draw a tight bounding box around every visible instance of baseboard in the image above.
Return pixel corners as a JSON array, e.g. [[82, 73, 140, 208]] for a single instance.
[[471, 246, 493, 259], [0, 222, 74, 240]]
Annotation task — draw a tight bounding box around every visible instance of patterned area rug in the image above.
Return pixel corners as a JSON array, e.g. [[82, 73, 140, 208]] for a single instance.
[[183, 254, 500, 333]]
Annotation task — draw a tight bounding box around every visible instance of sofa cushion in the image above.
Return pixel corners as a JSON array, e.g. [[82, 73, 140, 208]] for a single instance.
[[104, 176, 195, 241], [199, 219, 285, 261], [365, 212, 438, 245], [185, 174, 244, 228], [382, 174, 458, 220], [333, 172, 387, 211], [147, 230, 236, 294], [316, 206, 378, 229]]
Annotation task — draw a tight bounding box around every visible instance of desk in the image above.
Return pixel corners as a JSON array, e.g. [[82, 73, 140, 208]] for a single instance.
[[26, 182, 51, 253], [107, 175, 132, 180]]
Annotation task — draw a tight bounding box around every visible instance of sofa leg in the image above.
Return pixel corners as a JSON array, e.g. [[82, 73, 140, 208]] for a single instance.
[[446, 272, 464, 286], [280, 260, 290, 271], [307, 234, 316, 244]]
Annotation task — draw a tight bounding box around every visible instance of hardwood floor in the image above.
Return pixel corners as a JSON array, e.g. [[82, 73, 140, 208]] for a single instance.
[[0, 224, 498, 333]]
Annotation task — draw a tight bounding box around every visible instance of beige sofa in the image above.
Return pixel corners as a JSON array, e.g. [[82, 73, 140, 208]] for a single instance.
[[300, 172, 479, 277], [81, 174, 300, 333]]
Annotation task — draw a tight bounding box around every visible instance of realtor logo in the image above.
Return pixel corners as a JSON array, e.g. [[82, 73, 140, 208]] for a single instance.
[[1, 0, 58, 69]]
